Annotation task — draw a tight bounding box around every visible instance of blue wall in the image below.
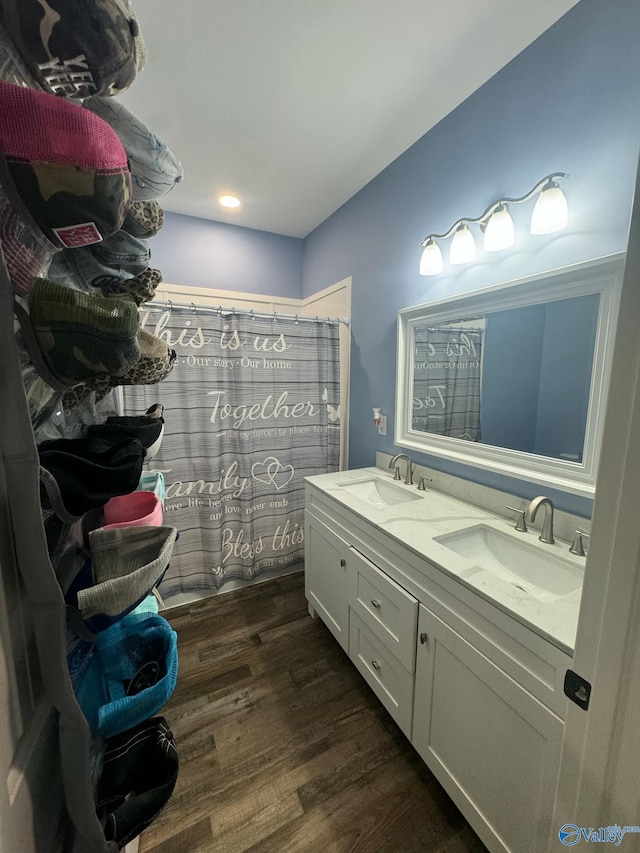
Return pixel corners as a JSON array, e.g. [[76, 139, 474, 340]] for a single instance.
[[301, 0, 640, 516], [149, 211, 303, 298]]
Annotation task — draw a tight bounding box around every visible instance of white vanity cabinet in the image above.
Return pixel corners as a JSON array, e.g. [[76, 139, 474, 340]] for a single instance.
[[304, 511, 351, 651], [304, 478, 574, 853], [412, 604, 565, 853]]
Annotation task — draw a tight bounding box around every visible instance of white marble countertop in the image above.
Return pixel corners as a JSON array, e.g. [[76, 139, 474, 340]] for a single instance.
[[306, 467, 584, 653]]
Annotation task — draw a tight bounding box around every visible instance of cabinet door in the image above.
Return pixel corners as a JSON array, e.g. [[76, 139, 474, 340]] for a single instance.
[[304, 512, 350, 651], [412, 605, 564, 853]]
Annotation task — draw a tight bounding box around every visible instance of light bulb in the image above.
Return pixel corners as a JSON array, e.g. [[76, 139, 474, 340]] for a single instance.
[[419, 238, 444, 275], [449, 224, 476, 265], [530, 182, 568, 234], [218, 194, 241, 208], [483, 204, 515, 251]]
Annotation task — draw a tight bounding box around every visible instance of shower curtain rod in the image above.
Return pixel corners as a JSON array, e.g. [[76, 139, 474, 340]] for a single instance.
[[151, 298, 350, 326]]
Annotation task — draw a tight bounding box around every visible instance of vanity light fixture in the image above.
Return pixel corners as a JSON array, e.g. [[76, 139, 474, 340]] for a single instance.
[[483, 204, 515, 252], [419, 237, 444, 275], [419, 172, 568, 276], [530, 178, 569, 234], [449, 224, 476, 264]]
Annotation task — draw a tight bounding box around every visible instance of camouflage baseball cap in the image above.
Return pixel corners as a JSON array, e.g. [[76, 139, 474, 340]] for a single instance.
[[26, 278, 141, 387], [0, 81, 131, 249], [48, 328, 177, 397], [87, 330, 178, 392], [0, 0, 146, 99], [0, 145, 59, 296], [84, 97, 184, 201]]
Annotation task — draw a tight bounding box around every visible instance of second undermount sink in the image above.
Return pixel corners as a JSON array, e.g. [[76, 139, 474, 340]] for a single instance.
[[338, 477, 423, 508], [434, 524, 583, 600]]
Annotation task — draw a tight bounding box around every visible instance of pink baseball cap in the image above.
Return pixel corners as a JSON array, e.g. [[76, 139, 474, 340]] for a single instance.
[[103, 491, 164, 530], [0, 80, 131, 252]]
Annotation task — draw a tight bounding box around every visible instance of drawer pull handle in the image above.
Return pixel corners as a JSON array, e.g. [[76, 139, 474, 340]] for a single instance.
[[340, 558, 346, 567], [420, 632, 428, 645], [371, 599, 381, 609], [371, 660, 381, 670]]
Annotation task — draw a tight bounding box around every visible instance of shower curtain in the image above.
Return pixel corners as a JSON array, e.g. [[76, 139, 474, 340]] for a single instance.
[[122, 304, 341, 596], [412, 326, 483, 440]]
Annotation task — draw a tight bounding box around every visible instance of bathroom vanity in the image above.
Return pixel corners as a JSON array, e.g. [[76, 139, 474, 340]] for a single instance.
[[304, 467, 584, 853]]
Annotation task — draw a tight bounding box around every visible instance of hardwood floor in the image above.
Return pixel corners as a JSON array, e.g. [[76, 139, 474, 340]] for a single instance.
[[140, 572, 488, 853]]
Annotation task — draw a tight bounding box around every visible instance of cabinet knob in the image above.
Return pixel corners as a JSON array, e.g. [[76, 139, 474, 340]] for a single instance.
[[371, 660, 381, 670], [340, 558, 346, 567], [371, 599, 381, 609], [419, 632, 428, 645]]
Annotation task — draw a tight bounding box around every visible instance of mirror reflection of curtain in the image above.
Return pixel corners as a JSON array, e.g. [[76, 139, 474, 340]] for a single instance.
[[412, 326, 483, 440]]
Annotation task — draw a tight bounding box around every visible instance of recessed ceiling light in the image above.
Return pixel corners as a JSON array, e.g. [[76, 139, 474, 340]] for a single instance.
[[218, 194, 241, 208]]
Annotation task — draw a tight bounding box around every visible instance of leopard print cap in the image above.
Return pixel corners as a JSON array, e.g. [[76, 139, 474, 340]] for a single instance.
[[122, 200, 165, 238]]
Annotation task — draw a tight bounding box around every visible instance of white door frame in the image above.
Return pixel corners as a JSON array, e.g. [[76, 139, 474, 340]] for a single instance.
[[552, 152, 640, 841]]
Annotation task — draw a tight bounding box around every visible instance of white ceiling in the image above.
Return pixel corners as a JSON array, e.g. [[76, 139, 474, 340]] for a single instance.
[[121, 0, 579, 238]]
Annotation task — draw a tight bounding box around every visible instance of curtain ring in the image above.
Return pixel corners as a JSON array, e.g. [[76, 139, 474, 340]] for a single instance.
[[190, 302, 197, 314], [217, 305, 222, 316], [315, 315, 319, 324], [273, 311, 277, 321], [167, 299, 173, 312], [295, 314, 299, 324], [232, 307, 236, 316], [250, 309, 254, 320]]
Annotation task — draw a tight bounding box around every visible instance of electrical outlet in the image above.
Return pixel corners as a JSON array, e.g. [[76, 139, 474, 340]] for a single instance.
[[377, 415, 387, 436]]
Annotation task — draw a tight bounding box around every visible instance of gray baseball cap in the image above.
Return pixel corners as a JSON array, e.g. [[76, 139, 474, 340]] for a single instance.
[[84, 96, 184, 200]]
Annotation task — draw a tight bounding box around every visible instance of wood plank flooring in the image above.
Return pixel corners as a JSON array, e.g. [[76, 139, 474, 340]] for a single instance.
[[140, 572, 488, 853]]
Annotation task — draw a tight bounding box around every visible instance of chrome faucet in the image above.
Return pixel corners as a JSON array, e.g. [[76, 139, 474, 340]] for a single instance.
[[527, 496, 555, 544], [389, 453, 413, 485], [569, 530, 590, 556]]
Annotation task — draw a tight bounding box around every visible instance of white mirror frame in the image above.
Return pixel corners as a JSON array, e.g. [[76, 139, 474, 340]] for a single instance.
[[395, 254, 624, 498]]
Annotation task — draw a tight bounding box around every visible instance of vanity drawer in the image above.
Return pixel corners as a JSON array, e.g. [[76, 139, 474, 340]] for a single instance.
[[349, 610, 414, 738], [349, 547, 418, 671]]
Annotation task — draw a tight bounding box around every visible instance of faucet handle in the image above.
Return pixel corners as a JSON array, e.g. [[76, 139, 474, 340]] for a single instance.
[[569, 530, 590, 556], [417, 474, 432, 491], [391, 465, 401, 481], [506, 505, 528, 533]]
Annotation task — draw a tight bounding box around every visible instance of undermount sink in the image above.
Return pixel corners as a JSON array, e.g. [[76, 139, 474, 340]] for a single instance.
[[338, 477, 423, 508], [434, 524, 583, 600]]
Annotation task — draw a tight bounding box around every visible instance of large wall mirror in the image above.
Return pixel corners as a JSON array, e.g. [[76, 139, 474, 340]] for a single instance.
[[395, 255, 624, 497]]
